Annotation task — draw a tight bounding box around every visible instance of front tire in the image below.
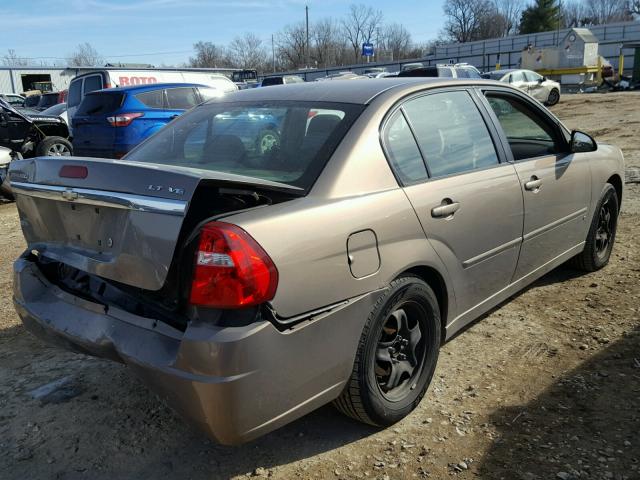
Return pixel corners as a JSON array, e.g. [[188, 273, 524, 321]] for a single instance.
[[546, 88, 560, 106], [35, 136, 73, 157], [570, 183, 619, 271], [333, 275, 441, 426]]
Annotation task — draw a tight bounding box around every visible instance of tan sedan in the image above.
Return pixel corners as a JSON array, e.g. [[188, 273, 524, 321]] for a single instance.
[[11, 78, 623, 444], [485, 68, 562, 106]]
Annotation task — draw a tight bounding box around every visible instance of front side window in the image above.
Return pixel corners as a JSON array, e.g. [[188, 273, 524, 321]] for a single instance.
[[523, 71, 543, 82], [125, 101, 363, 190], [485, 94, 560, 160], [383, 110, 428, 184], [402, 91, 499, 178]]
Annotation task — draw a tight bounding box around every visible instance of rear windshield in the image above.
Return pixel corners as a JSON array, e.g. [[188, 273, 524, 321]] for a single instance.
[[39, 94, 59, 108], [261, 77, 283, 86], [76, 92, 124, 116], [125, 101, 364, 190]]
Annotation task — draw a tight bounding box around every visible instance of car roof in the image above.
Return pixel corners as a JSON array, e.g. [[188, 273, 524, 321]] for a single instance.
[[90, 82, 209, 93], [207, 77, 505, 105]]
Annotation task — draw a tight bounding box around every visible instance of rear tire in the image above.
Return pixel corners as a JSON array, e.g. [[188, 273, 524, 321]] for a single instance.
[[35, 137, 73, 157], [570, 183, 619, 272], [333, 275, 441, 426]]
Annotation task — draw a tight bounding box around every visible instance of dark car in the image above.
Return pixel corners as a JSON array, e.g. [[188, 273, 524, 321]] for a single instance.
[[22, 92, 65, 112], [0, 98, 73, 157], [72, 83, 220, 159], [261, 75, 305, 87]]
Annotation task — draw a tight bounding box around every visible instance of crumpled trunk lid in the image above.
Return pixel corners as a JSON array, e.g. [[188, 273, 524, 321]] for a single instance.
[[9, 156, 297, 291]]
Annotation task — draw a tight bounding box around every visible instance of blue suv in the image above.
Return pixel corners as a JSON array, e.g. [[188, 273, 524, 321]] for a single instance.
[[72, 83, 218, 158]]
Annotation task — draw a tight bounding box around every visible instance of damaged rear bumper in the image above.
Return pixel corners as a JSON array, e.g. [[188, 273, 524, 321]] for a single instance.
[[13, 253, 380, 444]]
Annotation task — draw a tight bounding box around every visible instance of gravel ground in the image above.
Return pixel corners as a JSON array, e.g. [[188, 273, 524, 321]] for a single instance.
[[0, 92, 639, 480]]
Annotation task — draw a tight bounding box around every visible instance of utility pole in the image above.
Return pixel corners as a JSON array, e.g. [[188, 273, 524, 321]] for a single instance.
[[305, 5, 310, 69], [272, 34, 275, 73], [556, 0, 562, 46]]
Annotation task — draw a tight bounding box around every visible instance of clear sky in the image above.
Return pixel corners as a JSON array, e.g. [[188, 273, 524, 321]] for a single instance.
[[1, 0, 446, 66]]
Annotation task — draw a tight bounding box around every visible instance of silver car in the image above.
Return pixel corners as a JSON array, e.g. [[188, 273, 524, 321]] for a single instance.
[[11, 79, 623, 444], [485, 69, 561, 106]]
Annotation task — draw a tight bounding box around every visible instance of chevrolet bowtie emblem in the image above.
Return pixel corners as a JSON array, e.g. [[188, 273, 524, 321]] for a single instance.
[[61, 188, 78, 201]]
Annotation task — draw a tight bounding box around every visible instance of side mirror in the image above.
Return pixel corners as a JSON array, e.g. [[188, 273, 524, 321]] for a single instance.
[[570, 130, 597, 153], [538, 77, 545, 83]]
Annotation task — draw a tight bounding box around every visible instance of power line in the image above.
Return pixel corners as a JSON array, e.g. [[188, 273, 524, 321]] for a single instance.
[[2, 49, 194, 61]]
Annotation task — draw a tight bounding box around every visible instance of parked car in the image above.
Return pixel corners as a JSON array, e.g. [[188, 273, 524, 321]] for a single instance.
[[0, 98, 73, 157], [397, 64, 483, 79], [72, 83, 222, 159], [40, 102, 69, 126], [401, 62, 424, 71], [10, 79, 623, 445], [0, 93, 25, 108], [0, 146, 16, 199], [483, 69, 561, 106], [260, 75, 305, 87], [21, 92, 65, 112], [67, 69, 238, 124], [315, 72, 366, 81]]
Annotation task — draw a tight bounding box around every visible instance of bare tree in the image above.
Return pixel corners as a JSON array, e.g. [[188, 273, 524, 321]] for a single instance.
[[492, 0, 523, 36], [277, 22, 307, 70], [442, 0, 493, 42], [380, 23, 413, 60], [67, 43, 103, 67], [631, 0, 640, 15], [2, 49, 29, 67], [342, 4, 383, 62], [312, 18, 347, 68], [562, 0, 591, 27], [227, 33, 268, 71], [189, 41, 228, 68], [585, 0, 632, 23]]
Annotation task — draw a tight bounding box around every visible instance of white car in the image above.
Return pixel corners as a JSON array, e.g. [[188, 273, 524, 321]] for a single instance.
[[485, 69, 561, 106]]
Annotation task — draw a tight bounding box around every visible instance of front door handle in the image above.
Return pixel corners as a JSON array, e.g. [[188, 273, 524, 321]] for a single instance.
[[524, 177, 542, 191], [431, 200, 460, 218]]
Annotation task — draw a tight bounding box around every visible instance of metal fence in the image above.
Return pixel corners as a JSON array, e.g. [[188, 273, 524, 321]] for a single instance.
[[270, 21, 640, 81]]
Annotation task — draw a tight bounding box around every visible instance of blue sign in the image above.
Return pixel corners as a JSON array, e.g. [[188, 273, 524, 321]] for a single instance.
[[362, 43, 374, 57]]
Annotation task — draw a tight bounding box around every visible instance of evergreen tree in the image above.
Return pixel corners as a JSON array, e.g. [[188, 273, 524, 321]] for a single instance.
[[519, 0, 561, 34]]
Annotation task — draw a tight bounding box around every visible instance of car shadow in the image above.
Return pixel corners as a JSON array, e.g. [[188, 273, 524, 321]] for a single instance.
[[477, 324, 640, 479], [447, 263, 587, 342], [1, 322, 377, 480]]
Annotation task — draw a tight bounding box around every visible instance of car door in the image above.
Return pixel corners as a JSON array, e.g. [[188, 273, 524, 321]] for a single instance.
[[383, 89, 524, 317], [481, 89, 591, 280], [522, 71, 547, 103]]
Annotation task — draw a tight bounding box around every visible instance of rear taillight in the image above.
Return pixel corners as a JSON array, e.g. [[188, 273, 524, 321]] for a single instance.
[[106, 112, 144, 127], [59, 165, 88, 179], [189, 222, 278, 308]]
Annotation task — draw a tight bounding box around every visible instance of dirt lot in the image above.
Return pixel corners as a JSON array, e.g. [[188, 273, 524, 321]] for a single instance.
[[1, 92, 639, 480]]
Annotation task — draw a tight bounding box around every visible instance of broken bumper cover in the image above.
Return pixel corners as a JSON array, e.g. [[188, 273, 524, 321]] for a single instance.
[[13, 254, 380, 444]]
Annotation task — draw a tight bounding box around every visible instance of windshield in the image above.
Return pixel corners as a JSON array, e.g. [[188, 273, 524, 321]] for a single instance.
[[124, 100, 364, 190]]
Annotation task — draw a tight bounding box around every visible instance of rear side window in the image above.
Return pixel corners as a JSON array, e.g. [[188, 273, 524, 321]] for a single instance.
[[403, 91, 499, 178], [135, 89, 165, 108], [83, 75, 103, 94], [455, 68, 470, 78], [76, 93, 123, 116], [383, 110, 428, 184], [510, 71, 525, 83], [437, 67, 453, 78], [68, 80, 82, 107], [166, 87, 199, 109]]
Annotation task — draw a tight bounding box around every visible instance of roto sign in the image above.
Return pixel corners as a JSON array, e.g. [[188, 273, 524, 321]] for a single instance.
[[118, 76, 158, 86]]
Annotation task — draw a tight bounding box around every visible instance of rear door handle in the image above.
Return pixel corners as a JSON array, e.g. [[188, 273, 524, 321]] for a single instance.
[[431, 200, 460, 218], [524, 177, 542, 191]]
